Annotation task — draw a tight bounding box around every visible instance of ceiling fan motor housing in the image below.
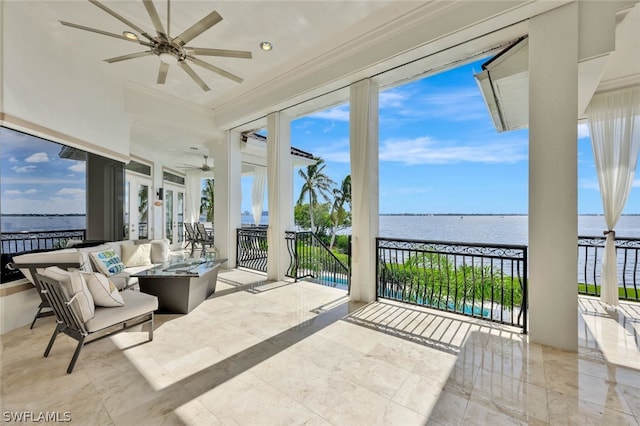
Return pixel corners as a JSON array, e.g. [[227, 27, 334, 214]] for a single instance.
[[155, 40, 186, 63]]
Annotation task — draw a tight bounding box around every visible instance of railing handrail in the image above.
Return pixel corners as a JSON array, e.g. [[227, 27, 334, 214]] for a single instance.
[[296, 231, 349, 270]]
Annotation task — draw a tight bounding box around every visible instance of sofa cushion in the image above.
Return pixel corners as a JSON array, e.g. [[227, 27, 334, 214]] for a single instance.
[[12, 249, 83, 285], [81, 272, 124, 307], [135, 239, 170, 263], [90, 249, 126, 276], [106, 240, 135, 260], [84, 290, 158, 332], [41, 266, 95, 323], [121, 243, 152, 267]]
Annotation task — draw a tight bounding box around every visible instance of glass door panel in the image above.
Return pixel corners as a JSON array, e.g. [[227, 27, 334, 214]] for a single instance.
[[165, 189, 174, 244]]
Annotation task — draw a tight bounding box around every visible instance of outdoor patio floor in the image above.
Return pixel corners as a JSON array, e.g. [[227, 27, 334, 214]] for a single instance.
[[1, 268, 639, 425]]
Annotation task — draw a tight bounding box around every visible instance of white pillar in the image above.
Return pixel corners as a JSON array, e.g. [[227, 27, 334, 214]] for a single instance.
[[349, 79, 379, 303], [266, 111, 293, 281], [212, 131, 242, 267], [528, 3, 579, 351]]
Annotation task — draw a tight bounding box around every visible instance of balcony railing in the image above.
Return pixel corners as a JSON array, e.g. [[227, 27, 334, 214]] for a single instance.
[[578, 235, 639, 301], [236, 228, 351, 291], [287, 231, 350, 291], [1, 229, 86, 254], [236, 227, 268, 273], [376, 238, 528, 333], [1, 229, 87, 283]]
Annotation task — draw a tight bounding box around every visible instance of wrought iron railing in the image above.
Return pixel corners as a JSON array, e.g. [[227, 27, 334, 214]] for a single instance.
[[236, 228, 351, 291], [1, 229, 86, 254], [376, 238, 528, 333], [1, 229, 87, 283], [578, 235, 639, 301], [287, 231, 350, 291], [236, 227, 268, 273]]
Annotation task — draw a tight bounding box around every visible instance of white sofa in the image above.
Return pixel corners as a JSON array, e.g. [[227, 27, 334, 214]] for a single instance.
[[12, 239, 173, 291]]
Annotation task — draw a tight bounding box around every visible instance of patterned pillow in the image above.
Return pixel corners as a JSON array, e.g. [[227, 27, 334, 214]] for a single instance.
[[89, 249, 126, 276]]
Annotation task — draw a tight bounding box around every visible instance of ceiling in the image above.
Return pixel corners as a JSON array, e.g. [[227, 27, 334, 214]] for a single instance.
[[3, 1, 640, 171]]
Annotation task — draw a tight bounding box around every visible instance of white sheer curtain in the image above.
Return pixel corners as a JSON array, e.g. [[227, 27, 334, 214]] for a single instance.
[[586, 86, 640, 306], [184, 170, 202, 224], [251, 167, 267, 226]]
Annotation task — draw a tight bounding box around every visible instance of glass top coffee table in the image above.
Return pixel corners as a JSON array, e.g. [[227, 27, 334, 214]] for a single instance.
[[132, 257, 227, 314]]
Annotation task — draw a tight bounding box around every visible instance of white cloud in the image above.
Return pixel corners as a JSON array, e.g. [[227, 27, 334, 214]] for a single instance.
[[634, 179, 640, 188], [9, 156, 18, 163], [68, 162, 85, 173], [309, 105, 350, 122], [25, 152, 49, 163], [379, 136, 527, 165], [577, 123, 590, 139], [12, 165, 36, 173], [379, 90, 409, 109], [5, 190, 21, 195], [25, 189, 38, 194], [579, 178, 600, 190], [57, 188, 85, 198]]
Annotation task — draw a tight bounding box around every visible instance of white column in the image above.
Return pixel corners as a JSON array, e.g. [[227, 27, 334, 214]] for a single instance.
[[528, 3, 579, 351], [349, 79, 379, 303], [212, 131, 242, 267], [266, 111, 293, 280]]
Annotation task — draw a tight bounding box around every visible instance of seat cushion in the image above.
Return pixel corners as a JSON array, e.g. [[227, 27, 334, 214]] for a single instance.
[[41, 266, 95, 323], [85, 290, 158, 332], [81, 272, 124, 307]]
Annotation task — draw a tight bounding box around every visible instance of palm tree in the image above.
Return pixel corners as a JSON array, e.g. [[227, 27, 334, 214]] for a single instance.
[[329, 175, 351, 249], [297, 158, 335, 231], [200, 179, 215, 222]]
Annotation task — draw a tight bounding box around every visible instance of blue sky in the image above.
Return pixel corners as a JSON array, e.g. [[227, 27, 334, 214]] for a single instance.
[[0, 128, 86, 214], [280, 59, 639, 215], [2, 59, 638, 216]]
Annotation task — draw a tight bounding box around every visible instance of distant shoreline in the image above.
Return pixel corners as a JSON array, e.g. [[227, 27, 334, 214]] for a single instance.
[[1, 213, 85, 217]]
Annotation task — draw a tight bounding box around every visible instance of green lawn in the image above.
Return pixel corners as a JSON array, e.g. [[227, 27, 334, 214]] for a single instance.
[[578, 284, 638, 300]]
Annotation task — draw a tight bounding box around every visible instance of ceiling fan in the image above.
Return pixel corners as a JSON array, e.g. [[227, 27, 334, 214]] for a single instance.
[[179, 155, 211, 172], [60, 0, 252, 92]]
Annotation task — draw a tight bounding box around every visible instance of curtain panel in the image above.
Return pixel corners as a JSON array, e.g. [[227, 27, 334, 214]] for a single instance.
[[586, 85, 640, 306]]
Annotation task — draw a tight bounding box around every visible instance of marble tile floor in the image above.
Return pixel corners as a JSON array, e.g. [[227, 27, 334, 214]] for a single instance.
[[1, 268, 639, 425]]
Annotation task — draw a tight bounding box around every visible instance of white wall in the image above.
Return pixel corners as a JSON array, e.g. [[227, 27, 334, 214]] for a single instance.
[[1, 2, 130, 161], [0, 283, 41, 334]]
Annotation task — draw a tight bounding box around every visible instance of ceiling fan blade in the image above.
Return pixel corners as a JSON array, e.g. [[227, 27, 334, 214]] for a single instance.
[[188, 56, 243, 83], [142, 0, 168, 40], [179, 61, 211, 92], [186, 48, 252, 59], [174, 11, 222, 47], [59, 21, 151, 46], [157, 62, 169, 84], [88, 0, 152, 40], [104, 51, 154, 63]]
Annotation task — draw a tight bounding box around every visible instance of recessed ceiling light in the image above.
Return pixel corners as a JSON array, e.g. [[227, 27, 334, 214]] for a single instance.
[[123, 31, 138, 41], [259, 41, 273, 51]]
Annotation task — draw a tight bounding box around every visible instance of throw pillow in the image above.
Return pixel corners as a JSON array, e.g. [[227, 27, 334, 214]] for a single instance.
[[149, 239, 170, 263], [81, 272, 125, 307], [90, 249, 126, 276], [121, 243, 152, 267], [42, 266, 95, 322]]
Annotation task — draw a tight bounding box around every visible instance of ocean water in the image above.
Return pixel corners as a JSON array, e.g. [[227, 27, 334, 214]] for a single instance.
[[3, 214, 639, 243]]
